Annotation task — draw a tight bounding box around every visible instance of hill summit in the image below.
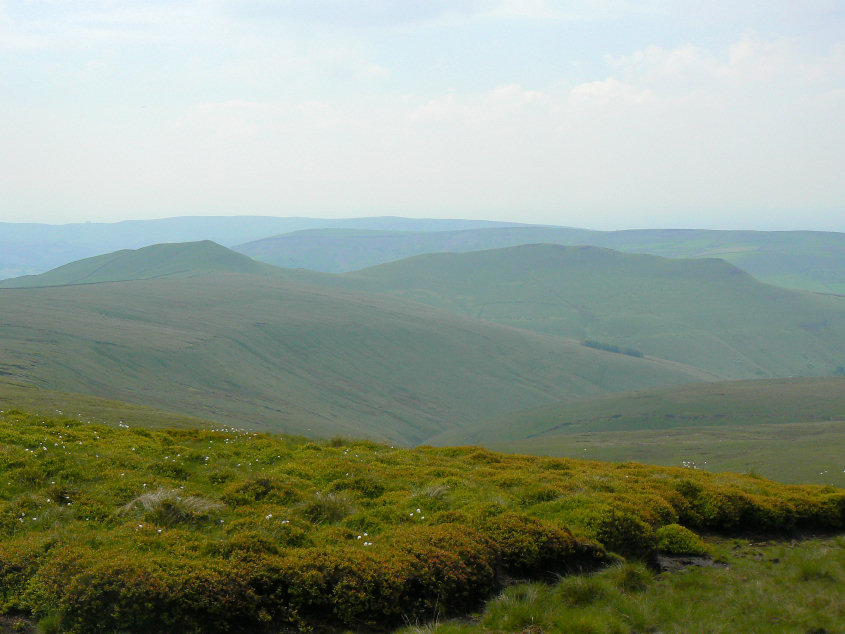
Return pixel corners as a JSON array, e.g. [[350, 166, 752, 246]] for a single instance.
[[0, 240, 268, 288]]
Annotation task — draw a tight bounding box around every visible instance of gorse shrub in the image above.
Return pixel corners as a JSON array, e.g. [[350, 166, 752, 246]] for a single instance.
[[330, 474, 387, 499], [477, 513, 607, 576]]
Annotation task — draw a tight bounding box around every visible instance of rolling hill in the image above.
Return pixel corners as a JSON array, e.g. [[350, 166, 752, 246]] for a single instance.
[[431, 377, 845, 486], [0, 216, 523, 280], [0, 242, 706, 443], [328, 244, 845, 380], [0, 241, 273, 288], [235, 226, 845, 293], [476, 376, 845, 439]]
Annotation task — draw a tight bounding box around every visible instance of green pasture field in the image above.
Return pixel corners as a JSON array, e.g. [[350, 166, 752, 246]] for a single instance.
[[487, 421, 845, 488]]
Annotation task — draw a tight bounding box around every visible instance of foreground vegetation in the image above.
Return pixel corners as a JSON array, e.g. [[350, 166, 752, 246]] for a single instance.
[[1, 408, 843, 632], [399, 535, 845, 633]]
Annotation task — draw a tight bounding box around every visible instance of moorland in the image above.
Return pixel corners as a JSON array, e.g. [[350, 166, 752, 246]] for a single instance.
[[0, 216, 843, 632]]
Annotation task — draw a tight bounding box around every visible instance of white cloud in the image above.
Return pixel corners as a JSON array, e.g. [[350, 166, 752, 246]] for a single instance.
[[569, 77, 652, 105], [1, 5, 844, 229], [609, 34, 845, 88]]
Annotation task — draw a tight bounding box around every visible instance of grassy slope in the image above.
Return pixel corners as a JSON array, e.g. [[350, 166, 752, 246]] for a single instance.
[[433, 377, 845, 487], [0, 406, 842, 632], [0, 377, 215, 431], [0, 246, 707, 444], [401, 535, 845, 633], [467, 377, 845, 439], [484, 421, 845, 488], [235, 226, 845, 293], [0, 241, 273, 288], [332, 244, 845, 380]]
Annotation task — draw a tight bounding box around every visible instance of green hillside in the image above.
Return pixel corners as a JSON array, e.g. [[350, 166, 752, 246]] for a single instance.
[[474, 377, 845, 439], [0, 377, 216, 431], [235, 226, 566, 273], [333, 244, 845, 380], [432, 377, 845, 487], [0, 244, 706, 444], [235, 226, 845, 293], [0, 216, 522, 280], [599, 228, 845, 295], [0, 241, 272, 288], [1, 406, 842, 632]]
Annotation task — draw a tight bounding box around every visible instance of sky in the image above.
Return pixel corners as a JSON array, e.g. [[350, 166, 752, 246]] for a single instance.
[[1, 0, 844, 230]]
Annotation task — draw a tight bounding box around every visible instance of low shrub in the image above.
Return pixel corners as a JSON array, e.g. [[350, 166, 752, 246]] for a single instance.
[[222, 475, 304, 507], [477, 513, 607, 576], [1, 410, 843, 632], [330, 474, 387, 499], [594, 509, 657, 562], [656, 524, 709, 556]]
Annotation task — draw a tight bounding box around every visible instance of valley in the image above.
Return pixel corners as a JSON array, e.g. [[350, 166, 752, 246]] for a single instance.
[[0, 218, 843, 632]]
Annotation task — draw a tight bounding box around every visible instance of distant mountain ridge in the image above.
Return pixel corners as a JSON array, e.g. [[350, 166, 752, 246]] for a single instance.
[[5, 216, 845, 294], [235, 225, 845, 294], [0, 215, 526, 280]]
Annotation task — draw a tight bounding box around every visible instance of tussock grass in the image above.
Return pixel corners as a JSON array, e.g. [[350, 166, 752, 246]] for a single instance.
[[401, 537, 845, 633], [300, 491, 356, 524], [121, 488, 223, 526]]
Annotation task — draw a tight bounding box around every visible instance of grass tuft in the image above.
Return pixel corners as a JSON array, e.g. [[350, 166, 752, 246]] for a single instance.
[[121, 488, 223, 526]]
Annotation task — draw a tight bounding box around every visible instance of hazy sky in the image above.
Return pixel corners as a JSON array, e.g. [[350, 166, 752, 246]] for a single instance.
[[2, 1, 844, 230]]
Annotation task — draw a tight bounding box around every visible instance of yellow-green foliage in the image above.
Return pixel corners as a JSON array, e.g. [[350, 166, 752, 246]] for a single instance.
[[0, 409, 843, 632], [656, 523, 709, 556]]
